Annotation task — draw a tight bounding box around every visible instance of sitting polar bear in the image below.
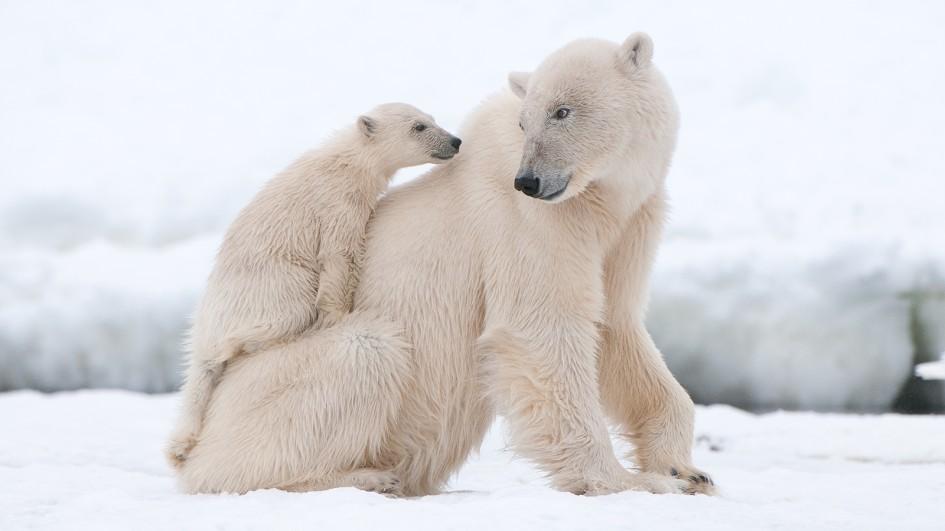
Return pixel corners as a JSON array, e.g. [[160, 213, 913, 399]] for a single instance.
[[177, 32, 715, 497], [166, 104, 461, 469]]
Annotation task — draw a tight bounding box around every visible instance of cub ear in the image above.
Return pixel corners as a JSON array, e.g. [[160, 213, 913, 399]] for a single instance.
[[618, 32, 654, 70], [357, 115, 376, 138], [508, 71, 531, 99]]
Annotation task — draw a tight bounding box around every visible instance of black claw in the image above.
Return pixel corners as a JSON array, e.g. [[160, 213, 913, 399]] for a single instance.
[[698, 474, 709, 484], [670, 468, 678, 477], [689, 475, 699, 483]]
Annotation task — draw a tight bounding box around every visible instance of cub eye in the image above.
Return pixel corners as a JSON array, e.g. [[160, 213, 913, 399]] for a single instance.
[[518, 121, 524, 131], [554, 107, 570, 120], [414, 123, 426, 132]]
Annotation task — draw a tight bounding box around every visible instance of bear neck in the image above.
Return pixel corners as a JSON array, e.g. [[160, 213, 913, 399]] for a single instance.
[[318, 128, 396, 199], [511, 144, 668, 255]]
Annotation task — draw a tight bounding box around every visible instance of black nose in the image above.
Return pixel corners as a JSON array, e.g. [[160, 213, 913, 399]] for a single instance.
[[514, 170, 540, 197], [450, 136, 462, 150]]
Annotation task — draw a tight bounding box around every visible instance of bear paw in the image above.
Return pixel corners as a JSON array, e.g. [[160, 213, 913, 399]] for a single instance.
[[572, 471, 687, 496], [621, 471, 688, 495], [349, 469, 404, 497], [165, 435, 197, 470], [667, 465, 716, 495]]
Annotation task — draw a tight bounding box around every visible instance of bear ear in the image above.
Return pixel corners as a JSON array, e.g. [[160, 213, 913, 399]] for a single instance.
[[357, 115, 376, 138], [508, 71, 531, 99], [618, 32, 654, 71]]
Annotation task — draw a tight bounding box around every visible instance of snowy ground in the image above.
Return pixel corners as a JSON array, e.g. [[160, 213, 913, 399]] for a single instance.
[[1, 1, 944, 409], [1, 391, 943, 530]]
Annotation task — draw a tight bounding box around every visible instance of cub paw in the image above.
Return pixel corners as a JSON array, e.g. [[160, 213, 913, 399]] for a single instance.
[[315, 309, 348, 330]]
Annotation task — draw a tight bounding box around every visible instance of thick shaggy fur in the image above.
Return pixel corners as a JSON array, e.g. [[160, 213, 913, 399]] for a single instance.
[[166, 104, 459, 468], [177, 34, 714, 496]]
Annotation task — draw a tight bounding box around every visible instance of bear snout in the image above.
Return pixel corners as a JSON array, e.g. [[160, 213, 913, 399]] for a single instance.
[[514, 170, 541, 197]]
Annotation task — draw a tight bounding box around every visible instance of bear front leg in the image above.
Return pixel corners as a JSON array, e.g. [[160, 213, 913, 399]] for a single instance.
[[599, 189, 714, 494], [479, 327, 685, 496], [598, 322, 715, 495]]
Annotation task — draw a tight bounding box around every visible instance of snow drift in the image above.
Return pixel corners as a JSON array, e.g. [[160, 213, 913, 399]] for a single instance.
[[1, 1, 943, 410]]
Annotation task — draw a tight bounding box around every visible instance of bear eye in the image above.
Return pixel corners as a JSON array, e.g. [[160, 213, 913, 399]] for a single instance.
[[414, 123, 426, 132], [554, 107, 570, 120], [518, 121, 524, 131]]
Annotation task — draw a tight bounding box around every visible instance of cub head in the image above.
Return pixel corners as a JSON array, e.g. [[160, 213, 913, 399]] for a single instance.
[[357, 103, 462, 169], [508, 32, 676, 202]]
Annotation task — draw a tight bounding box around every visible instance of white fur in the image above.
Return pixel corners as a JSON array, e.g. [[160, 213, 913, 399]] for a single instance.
[[166, 103, 458, 469], [177, 34, 714, 496]]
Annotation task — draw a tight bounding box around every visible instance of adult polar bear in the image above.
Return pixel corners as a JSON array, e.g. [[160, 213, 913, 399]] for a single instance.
[[179, 33, 714, 496]]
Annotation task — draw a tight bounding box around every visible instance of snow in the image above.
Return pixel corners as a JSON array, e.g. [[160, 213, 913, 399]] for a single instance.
[[0, 237, 215, 391], [917, 355, 945, 381], [1, 390, 942, 530], [1, 1, 944, 409]]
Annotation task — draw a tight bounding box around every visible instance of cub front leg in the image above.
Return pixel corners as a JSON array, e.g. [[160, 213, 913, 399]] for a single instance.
[[478, 327, 684, 496], [314, 251, 357, 328]]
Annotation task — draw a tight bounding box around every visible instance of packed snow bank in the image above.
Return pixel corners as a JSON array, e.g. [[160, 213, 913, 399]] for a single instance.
[[0, 391, 942, 531], [649, 240, 945, 411], [0, 238, 215, 392], [917, 355, 945, 381], [1, 1, 944, 408]]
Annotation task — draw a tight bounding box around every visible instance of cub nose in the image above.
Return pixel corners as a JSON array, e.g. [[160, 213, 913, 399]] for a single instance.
[[450, 136, 462, 150], [513, 170, 541, 197]]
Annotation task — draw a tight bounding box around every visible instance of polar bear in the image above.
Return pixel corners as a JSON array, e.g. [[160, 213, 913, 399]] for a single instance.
[[166, 103, 461, 468], [177, 33, 714, 496]]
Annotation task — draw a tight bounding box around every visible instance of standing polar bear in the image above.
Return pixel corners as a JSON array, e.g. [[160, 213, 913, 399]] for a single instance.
[[177, 33, 714, 497]]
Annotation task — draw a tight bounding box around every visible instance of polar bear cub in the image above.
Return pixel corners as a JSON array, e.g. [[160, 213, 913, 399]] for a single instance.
[[166, 103, 461, 468]]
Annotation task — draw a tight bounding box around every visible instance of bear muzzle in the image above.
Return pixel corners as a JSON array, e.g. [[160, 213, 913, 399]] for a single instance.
[[514, 167, 570, 201]]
